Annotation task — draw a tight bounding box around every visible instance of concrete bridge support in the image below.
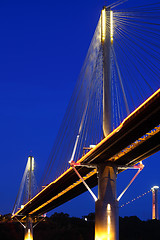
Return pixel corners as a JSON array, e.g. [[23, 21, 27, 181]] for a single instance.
[[24, 216, 33, 240], [95, 163, 119, 240]]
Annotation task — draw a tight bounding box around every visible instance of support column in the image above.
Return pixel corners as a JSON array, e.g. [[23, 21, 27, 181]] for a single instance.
[[24, 216, 33, 240], [95, 163, 119, 240], [151, 186, 159, 220]]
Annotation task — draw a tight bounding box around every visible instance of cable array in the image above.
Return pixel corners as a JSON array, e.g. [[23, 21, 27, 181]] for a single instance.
[[111, 3, 160, 128], [40, 18, 103, 187], [39, 2, 160, 190]]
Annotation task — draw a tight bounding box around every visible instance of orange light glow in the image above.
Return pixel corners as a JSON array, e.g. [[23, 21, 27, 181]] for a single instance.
[[24, 229, 33, 240], [95, 203, 114, 240], [95, 232, 113, 240], [107, 204, 111, 240]]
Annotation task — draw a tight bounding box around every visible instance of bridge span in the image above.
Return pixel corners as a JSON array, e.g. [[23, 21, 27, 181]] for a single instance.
[[12, 88, 160, 219]]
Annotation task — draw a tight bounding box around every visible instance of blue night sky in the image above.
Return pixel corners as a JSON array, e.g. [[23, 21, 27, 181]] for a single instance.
[[0, 0, 159, 220]]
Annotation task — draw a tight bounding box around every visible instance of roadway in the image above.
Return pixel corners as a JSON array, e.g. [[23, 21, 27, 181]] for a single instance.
[[12, 89, 160, 218]]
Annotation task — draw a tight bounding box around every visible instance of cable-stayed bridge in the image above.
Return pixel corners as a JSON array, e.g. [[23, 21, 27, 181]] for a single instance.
[[12, 2, 160, 240], [13, 89, 160, 216]]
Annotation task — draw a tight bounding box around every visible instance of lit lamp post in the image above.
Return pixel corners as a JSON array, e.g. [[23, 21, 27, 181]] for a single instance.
[[151, 186, 159, 220]]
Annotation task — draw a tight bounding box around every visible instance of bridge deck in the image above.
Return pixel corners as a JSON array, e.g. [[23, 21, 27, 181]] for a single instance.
[[13, 89, 160, 218]]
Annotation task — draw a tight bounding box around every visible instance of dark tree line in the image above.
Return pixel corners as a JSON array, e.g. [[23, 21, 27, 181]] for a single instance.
[[0, 212, 160, 240]]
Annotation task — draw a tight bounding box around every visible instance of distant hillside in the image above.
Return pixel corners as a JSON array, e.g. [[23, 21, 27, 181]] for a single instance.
[[0, 213, 160, 240]]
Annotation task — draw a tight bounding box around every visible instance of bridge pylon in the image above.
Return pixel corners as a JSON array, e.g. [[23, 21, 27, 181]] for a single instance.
[[24, 156, 34, 240], [95, 7, 119, 240]]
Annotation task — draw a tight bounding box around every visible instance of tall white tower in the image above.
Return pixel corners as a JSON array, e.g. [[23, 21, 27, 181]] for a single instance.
[[24, 156, 34, 240]]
